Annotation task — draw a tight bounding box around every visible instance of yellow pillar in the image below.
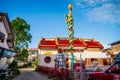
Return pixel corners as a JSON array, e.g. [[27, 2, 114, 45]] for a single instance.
[[97, 58, 103, 66], [86, 58, 91, 66]]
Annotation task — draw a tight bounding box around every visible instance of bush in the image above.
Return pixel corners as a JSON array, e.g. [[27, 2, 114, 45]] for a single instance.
[[7, 75, 15, 80], [52, 77, 60, 80], [33, 58, 38, 70], [18, 62, 32, 68], [8, 60, 20, 75]]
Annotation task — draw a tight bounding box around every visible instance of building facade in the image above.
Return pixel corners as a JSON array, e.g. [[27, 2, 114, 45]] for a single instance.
[[0, 13, 16, 69], [27, 48, 38, 62], [38, 37, 110, 69], [110, 40, 120, 54]]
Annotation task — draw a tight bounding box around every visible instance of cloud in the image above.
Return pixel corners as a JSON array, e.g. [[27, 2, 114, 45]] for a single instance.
[[74, 0, 120, 23]]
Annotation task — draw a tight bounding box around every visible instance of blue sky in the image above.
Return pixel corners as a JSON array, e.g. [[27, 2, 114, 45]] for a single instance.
[[0, 0, 120, 48]]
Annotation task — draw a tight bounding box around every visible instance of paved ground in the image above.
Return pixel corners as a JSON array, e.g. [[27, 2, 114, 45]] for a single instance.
[[13, 68, 52, 80]]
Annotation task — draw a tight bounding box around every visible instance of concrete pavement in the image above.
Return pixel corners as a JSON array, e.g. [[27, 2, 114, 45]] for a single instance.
[[13, 68, 52, 80]]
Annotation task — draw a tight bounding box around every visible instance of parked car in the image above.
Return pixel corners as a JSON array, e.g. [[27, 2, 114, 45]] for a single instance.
[[88, 61, 120, 80]]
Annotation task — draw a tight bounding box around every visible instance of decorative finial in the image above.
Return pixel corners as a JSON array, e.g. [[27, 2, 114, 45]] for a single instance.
[[68, 4, 72, 9]]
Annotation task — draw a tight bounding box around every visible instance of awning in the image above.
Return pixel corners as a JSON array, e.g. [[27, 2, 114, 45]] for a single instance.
[[0, 47, 16, 59]]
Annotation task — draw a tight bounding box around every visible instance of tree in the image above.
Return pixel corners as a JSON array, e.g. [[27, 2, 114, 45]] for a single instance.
[[11, 17, 32, 61], [18, 49, 29, 62]]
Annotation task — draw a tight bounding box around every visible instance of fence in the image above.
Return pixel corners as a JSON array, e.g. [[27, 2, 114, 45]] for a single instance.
[[38, 65, 88, 80]]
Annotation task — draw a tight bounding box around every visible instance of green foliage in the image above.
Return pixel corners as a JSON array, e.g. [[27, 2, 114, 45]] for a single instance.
[[17, 48, 29, 62], [18, 62, 32, 68], [7, 75, 15, 80], [8, 60, 20, 75], [33, 57, 38, 69], [11, 17, 32, 61], [9, 60, 18, 68], [11, 17, 32, 49], [52, 78, 60, 80]]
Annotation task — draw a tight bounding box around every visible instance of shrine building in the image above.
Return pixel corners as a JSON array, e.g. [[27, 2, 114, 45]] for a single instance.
[[38, 37, 109, 69]]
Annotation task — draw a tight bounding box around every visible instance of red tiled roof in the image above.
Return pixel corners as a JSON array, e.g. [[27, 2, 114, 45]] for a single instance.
[[38, 45, 57, 49], [85, 40, 103, 49], [38, 37, 103, 49], [41, 40, 56, 45], [38, 39, 57, 49], [59, 40, 69, 44], [73, 39, 86, 47], [57, 38, 86, 47], [58, 39, 70, 46]]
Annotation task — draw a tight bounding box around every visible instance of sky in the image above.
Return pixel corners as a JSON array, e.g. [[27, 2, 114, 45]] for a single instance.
[[0, 0, 120, 48]]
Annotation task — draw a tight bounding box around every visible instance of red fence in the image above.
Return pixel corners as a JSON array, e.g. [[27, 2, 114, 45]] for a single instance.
[[38, 66, 71, 80]]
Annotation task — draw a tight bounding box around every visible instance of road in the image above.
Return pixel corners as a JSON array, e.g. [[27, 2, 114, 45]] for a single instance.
[[13, 68, 52, 80]]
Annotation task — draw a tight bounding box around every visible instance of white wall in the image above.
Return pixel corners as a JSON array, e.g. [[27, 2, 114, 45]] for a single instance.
[[0, 21, 7, 35], [74, 52, 108, 61], [0, 21, 9, 49], [38, 54, 56, 67], [38, 48, 108, 68], [0, 17, 10, 70], [38, 49, 76, 68], [82, 52, 108, 58], [0, 57, 8, 69], [38, 49, 58, 67]]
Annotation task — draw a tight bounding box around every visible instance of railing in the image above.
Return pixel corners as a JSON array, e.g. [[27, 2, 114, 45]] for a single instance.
[[38, 66, 87, 80], [38, 65, 110, 80]]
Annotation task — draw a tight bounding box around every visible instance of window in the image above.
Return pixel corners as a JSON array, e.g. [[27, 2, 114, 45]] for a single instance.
[[0, 17, 2, 22], [2, 49, 16, 58], [91, 58, 98, 66], [103, 59, 108, 65], [0, 47, 4, 58], [0, 31, 5, 43], [44, 56, 51, 63]]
